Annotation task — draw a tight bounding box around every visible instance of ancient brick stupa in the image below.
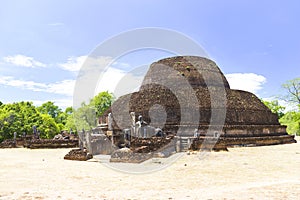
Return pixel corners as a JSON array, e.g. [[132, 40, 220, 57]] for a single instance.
[[108, 56, 296, 147]]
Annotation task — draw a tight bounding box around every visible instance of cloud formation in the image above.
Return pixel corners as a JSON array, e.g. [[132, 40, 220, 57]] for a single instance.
[[59, 56, 87, 72], [59, 56, 113, 72], [225, 73, 267, 94], [0, 76, 75, 96], [3, 55, 46, 68]]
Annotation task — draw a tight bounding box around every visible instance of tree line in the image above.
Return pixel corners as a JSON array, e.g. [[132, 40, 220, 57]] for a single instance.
[[0, 91, 114, 142], [262, 78, 300, 135]]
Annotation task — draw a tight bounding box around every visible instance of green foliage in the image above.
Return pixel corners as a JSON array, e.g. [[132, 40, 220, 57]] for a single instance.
[[37, 101, 63, 122], [261, 98, 300, 135], [68, 91, 114, 131], [280, 111, 300, 136], [0, 102, 59, 142], [56, 112, 68, 125], [64, 114, 77, 133], [0, 92, 114, 142], [38, 114, 59, 139], [65, 106, 74, 115], [36, 102, 73, 132], [73, 103, 97, 130], [282, 77, 300, 105], [0, 110, 19, 142], [90, 91, 114, 117], [262, 100, 285, 119], [278, 77, 300, 136]]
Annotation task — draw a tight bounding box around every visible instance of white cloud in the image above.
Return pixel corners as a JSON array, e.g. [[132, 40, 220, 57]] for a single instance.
[[59, 56, 87, 72], [47, 79, 75, 96], [225, 73, 267, 94], [59, 56, 113, 72], [3, 55, 46, 68], [96, 65, 148, 98], [112, 61, 131, 70], [0, 76, 45, 90], [0, 76, 75, 96], [95, 67, 126, 94], [94, 67, 144, 99], [68, 55, 141, 106]]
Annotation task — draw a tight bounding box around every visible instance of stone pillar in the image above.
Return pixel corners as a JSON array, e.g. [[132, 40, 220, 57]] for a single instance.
[[130, 112, 135, 138], [142, 126, 147, 138], [108, 113, 113, 131], [13, 132, 17, 142], [176, 137, 181, 152], [32, 125, 37, 139], [107, 113, 114, 145], [86, 131, 92, 153], [78, 130, 84, 150]]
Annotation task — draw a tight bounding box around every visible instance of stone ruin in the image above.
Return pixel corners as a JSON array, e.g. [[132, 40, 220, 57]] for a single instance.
[[76, 56, 296, 162], [0, 129, 78, 149]]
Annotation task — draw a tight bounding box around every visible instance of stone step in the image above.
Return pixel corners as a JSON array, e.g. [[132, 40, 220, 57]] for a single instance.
[[180, 140, 190, 150], [175, 137, 194, 152]]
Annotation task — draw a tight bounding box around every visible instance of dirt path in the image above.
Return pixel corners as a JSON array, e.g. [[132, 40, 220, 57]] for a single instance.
[[0, 137, 299, 199]]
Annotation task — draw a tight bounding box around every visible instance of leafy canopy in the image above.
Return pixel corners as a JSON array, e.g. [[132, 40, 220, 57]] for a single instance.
[[280, 111, 300, 136], [261, 100, 285, 119], [90, 91, 114, 117], [278, 77, 300, 135], [0, 102, 59, 142]]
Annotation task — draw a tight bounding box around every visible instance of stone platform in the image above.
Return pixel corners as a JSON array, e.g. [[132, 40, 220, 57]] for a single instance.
[[24, 139, 78, 149]]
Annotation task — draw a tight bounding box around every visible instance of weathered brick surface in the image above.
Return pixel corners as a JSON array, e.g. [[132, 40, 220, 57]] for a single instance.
[[103, 56, 296, 146]]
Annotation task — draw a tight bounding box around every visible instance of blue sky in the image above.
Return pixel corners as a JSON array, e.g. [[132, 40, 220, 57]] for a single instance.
[[0, 0, 299, 109]]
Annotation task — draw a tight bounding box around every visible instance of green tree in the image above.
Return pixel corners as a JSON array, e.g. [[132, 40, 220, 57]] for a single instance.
[[262, 100, 285, 119], [279, 78, 300, 136], [0, 101, 3, 107], [282, 77, 300, 106], [73, 102, 97, 130], [64, 114, 77, 133], [37, 101, 69, 132], [65, 106, 74, 115], [90, 91, 114, 117], [0, 102, 60, 142], [0, 110, 19, 142], [56, 112, 68, 125], [37, 101, 62, 121], [280, 111, 300, 136], [0, 102, 40, 135], [38, 114, 59, 139], [58, 106, 76, 132]]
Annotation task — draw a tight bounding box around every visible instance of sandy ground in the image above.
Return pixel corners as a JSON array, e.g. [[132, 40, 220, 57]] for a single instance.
[[0, 137, 300, 200]]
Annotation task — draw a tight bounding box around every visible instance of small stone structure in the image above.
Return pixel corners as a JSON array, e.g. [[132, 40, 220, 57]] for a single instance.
[[110, 148, 153, 163], [64, 148, 93, 161], [77, 127, 117, 155]]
